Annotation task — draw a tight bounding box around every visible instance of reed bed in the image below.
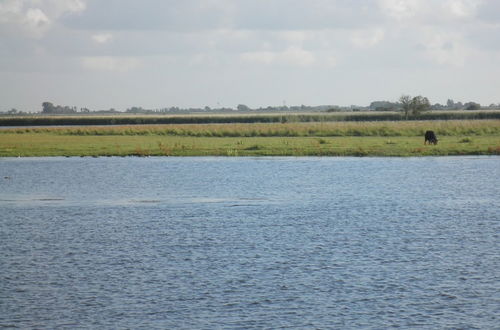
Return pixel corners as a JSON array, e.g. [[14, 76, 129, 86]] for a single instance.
[[3, 120, 499, 137], [1, 111, 500, 126]]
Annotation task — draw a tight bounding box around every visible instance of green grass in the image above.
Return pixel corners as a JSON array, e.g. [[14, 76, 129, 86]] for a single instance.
[[1, 119, 498, 157], [1, 132, 499, 157]]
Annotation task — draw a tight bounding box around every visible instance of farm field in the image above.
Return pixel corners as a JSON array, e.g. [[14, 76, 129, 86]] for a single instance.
[[1, 120, 499, 157]]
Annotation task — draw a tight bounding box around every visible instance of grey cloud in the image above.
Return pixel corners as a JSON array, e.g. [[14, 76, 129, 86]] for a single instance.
[[36, 30, 268, 57], [467, 25, 500, 51], [63, 0, 381, 31], [0, 51, 79, 73], [477, 0, 500, 22], [0, 35, 39, 57], [231, 0, 381, 30], [63, 0, 230, 31]]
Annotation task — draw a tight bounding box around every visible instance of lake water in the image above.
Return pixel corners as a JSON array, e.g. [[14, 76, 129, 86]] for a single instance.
[[1, 157, 499, 329]]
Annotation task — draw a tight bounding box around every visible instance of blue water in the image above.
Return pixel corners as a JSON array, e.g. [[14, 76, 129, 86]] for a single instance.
[[1, 157, 499, 329]]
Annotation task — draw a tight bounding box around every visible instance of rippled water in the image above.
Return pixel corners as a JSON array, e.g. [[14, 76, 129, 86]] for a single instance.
[[1, 157, 499, 329]]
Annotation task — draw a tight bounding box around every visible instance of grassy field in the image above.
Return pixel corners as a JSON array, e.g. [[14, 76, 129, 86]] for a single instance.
[[1, 120, 499, 157]]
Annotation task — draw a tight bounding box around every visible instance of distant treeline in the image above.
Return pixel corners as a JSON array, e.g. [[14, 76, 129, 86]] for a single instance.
[[3, 97, 499, 115], [368, 99, 486, 111], [1, 111, 500, 126]]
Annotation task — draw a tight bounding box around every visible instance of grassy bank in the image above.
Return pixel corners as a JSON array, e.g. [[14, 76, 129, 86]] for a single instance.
[[1, 120, 499, 157], [1, 110, 500, 126]]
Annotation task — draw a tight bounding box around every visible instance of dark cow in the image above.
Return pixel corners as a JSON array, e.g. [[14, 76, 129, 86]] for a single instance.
[[424, 130, 438, 145]]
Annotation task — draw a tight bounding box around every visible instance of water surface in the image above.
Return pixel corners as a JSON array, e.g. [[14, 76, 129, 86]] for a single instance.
[[1, 157, 499, 329]]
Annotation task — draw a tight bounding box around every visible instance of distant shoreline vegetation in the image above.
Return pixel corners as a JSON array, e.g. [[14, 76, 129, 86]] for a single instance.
[[2, 98, 498, 157], [1, 111, 500, 126], [1, 96, 498, 117]]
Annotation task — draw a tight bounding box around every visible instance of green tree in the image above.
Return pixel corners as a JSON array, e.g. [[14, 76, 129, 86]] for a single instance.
[[237, 104, 251, 112], [464, 102, 481, 110], [446, 99, 455, 108], [42, 102, 55, 113], [399, 95, 412, 120], [410, 95, 430, 116]]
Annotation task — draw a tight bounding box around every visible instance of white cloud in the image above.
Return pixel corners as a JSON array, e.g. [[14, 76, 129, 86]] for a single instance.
[[350, 28, 385, 48], [38, 0, 86, 17], [240, 51, 276, 65], [278, 31, 308, 44], [0, 0, 86, 37], [325, 54, 338, 68], [379, 0, 484, 23], [81, 56, 141, 72], [419, 29, 470, 66], [0, 0, 23, 22], [59, 0, 85, 13], [241, 47, 316, 67], [281, 47, 316, 66], [25, 8, 50, 27], [187, 53, 223, 67], [378, 0, 421, 20], [91, 33, 113, 44], [445, 0, 481, 18]]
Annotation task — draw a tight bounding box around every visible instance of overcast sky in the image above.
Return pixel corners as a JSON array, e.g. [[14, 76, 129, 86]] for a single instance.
[[1, 0, 499, 111]]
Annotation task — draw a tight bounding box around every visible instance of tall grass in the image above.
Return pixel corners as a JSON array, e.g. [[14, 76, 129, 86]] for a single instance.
[[1, 111, 500, 126], [3, 120, 499, 137]]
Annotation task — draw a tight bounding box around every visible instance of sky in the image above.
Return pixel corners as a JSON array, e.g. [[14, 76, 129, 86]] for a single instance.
[[1, 0, 500, 111]]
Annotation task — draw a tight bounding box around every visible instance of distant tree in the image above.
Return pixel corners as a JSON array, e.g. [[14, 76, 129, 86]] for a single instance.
[[399, 95, 412, 120], [398, 95, 430, 119], [7, 108, 18, 114], [370, 100, 398, 111], [431, 103, 445, 110], [446, 99, 455, 108], [410, 95, 431, 116], [464, 102, 481, 110], [237, 104, 251, 112], [41, 102, 77, 114], [126, 106, 145, 113], [42, 102, 55, 113]]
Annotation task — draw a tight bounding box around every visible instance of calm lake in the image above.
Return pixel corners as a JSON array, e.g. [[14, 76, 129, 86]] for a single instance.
[[1, 157, 499, 329]]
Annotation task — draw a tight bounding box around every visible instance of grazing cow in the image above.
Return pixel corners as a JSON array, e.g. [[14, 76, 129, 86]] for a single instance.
[[424, 130, 438, 145]]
